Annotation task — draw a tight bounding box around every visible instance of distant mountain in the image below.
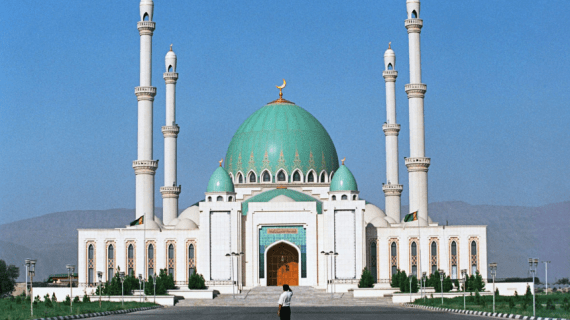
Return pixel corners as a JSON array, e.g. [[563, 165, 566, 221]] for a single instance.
[[0, 202, 568, 283]]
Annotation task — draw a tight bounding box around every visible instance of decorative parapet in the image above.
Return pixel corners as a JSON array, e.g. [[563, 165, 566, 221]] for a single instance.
[[163, 72, 178, 84], [382, 70, 398, 82], [404, 83, 427, 99], [405, 157, 430, 172], [132, 160, 159, 175], [382, 123, 401, 136], [162, 125, 180, 138], [135, 86, 157, 101], [137, 21, 156, 35], [382, 184, 403, 195], [405, 18, 423, 33], [160, 186, 181, 198]]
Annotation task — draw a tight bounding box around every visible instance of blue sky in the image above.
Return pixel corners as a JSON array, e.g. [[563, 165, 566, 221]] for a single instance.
[[1, 0, 569, 225]]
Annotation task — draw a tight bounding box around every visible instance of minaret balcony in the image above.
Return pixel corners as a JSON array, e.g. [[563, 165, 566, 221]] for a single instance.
[[135, 86, 157, 101], [405, 157, 430, 172], [382, 123, 401, 136], [405, 19, 423, 33], [137, 21, 156, 35], [405, 83, 427, 98], [382, 184, 403, 195], [163, 72, 179, 84], [382, 70, 398, 82], [162, 125, 180, 138], [160, 186, 181, 198], [133, 160, 159, 175]]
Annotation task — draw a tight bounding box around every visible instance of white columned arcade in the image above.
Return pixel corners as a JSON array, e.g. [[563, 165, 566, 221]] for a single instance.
[[404, 0, 429, 226], [133, 0, 158, 225], [161, 46, 181, 225], [382, 43, 403, 223]]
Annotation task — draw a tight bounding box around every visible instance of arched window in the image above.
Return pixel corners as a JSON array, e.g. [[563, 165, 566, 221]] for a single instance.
[[411, 242, 417, 276], [168, 244, 175, 276], [249, 172, 257, 183], [107, 244, 114, 281], [207, 196, 212, 202], [353, 195, 357, 200], [451, 241, 458, 279], [262, 171, 271, 182], [216, 196, 223, 202], [307, 171, 314, 182], [411, 10, 417, 18], [320, 172, 326, 183], [168, 65, 173, 72], [148, 244, 154, 277], [390, 242, 398, 277], [143, 13, 149, 21], [128, 244, 134, 276], [431, 241, 438, 274], [88, 244, 94, 284], [341, 195, 348, 200], [277, 171, 286, 182], [293, 171, 301, 182], [388, 63, 393, 70], [189, 244, 196, 277], [237, 173, 243, 183], [471, 241, 477, 275], [228, 196, 233, 202], [370, 242, 377, 281], [332, 195, 336, 201]]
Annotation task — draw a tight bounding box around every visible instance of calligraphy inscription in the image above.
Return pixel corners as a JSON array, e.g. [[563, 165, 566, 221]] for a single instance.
[[267, 228, 298, 234]]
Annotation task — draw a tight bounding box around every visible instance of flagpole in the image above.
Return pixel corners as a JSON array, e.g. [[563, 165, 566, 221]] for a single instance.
[[143, 214, 146, 298]]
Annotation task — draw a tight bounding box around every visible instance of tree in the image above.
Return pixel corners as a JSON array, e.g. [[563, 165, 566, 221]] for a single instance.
[[0, 259, 19, 296], [556, 278, 569, 285], [145, 269, 175, 295], [391, 269, 401, 288], [358, 268, 374, 288], [398, 270, 408, 293], [188, 271, 206, 290]]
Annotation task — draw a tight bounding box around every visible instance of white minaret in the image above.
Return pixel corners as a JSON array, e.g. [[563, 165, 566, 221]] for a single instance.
[[404, 0, 430, 226], [132, 0, 158, 226], [160, 45, 181, 225], [382, 43, 403, 224]]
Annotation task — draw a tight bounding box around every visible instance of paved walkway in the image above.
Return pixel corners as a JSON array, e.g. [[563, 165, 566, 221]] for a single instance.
[[176, 286, 393, 307]]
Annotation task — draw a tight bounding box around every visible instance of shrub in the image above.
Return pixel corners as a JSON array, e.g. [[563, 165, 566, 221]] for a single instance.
[[145, 269, 175, 295], [64, 295, 71, 306], [495, 288, 500, 296], [443, 276, 453, 293], [43, 294, 53, 308], [0, 259, 20, 296], [358, 268, 374, 288], [188, 272, 206, 290], [391, 269, 401, 288], [52, 292, 57, 302], [524, 285, 533, 304], [508, 297, 515, 309], [546, 298, 555, 310], [15, 296, 22, 304], [562, 297, 570, 311], [398, 270, 408, 293], [73, 295, 80, 303], [83, 294, 90, 303]]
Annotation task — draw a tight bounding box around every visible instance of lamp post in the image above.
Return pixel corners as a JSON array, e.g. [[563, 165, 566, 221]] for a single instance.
[[422, 272, 427, 300], [489, 263, 497, 313], [138, 274, 143, 303], [24, 258, 30, 297], [237, 252, 244, 291], [119, 271, 125, 307], [153, 273, 157, 304], [225, 252, 237, 299], [332, 251, 338, 297], [409, 275, 413, 302], [461, 269, 467, 310], [529, 258, 538, 318], [66, 264, 75, 313], [543, 261, 551, 295], [439, 269, 444, 305], [25, 259, 36, 317], [320, 251, 329, 294], [97, 271, 103, 308]]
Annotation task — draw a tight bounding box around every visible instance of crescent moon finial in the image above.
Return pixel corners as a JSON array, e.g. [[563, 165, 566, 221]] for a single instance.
[[276, 79, 286, 99], [342, 157, 346, 165], [388, 42, 391, 49], [219, 158, 224, 167]]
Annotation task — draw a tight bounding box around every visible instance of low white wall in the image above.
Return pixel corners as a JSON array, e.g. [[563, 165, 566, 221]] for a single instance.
[[326, 283, 357, 293], [208, 285, 240, 294], [392, 291, 492, 304], [33, 288, 82, 302], [485, 282, 533, 296], [31, 288, 174, 306], [353, 288, 398, 298], [167, 288, 214, 299]]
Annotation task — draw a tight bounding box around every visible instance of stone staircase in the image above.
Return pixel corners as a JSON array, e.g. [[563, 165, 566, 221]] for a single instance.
[[176, 286, 392, 307]]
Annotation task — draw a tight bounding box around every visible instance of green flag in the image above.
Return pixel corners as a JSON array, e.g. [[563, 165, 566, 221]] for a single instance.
[[404, 211, 418, 222], [130, 216, 144, 226]]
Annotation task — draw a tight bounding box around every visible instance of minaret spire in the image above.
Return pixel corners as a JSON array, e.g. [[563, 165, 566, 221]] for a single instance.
[[133, 0, 158, 227], [161, 45, 181, 225], [382, 43, 403, 223], [405, 0, 430, 226]]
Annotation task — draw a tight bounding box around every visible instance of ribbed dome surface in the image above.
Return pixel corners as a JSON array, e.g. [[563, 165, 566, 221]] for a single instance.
[[330, 165, 358, 191], [225, 102, 339, 180]]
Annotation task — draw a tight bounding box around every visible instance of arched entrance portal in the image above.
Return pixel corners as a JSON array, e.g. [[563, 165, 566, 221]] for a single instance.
[[267, 242, 299, 286]]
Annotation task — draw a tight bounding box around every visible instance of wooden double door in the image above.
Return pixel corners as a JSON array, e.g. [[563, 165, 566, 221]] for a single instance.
[[267, 243, 299, 286]]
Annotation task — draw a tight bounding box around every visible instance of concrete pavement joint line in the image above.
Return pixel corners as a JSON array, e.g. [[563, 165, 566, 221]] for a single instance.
[[32, 306, 162, 320], [403, 303, 569, 320]]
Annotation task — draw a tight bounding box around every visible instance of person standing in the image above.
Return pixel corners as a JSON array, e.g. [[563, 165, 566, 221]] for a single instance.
[[278, 284, 293, 319]]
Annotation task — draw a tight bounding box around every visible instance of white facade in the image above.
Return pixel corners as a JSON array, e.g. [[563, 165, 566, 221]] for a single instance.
[[77, 0, 488, 294]]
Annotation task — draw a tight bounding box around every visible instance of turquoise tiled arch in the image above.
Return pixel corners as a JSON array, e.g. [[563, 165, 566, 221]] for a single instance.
[[259, 226, 307, 280]]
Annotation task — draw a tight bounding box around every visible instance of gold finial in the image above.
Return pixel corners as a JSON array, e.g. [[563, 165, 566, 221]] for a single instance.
[[219, 158, 224, 167], [341, 157, 346, 165], [388, 42, 391, 49], [276, 79, 286, 99], [170, 44, 173, 51]]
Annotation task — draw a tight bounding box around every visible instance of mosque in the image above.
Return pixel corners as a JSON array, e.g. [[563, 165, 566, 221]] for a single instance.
[[77, 0, 487, 293]]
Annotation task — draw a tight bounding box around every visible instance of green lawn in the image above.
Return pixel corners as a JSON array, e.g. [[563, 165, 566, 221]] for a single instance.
[[413, 292, 570, 319], [0, 297, 157, 320]]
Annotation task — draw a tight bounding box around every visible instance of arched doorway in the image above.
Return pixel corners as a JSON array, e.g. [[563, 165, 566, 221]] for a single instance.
[[267, 242, 299, 286]]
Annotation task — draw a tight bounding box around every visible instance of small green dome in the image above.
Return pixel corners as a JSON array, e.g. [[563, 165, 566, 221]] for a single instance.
[[225, 102, 339, 180], [330, 165, 358, 191], [207, 166, 235, 192]]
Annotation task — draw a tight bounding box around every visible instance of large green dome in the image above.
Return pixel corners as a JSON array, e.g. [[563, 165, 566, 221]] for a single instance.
[[225, 102, 339, 182]]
